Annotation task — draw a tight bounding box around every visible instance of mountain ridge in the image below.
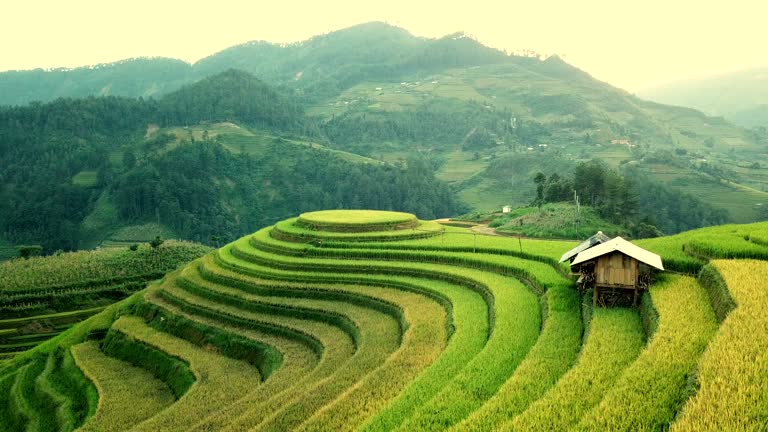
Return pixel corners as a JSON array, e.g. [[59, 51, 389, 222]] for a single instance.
[[0, 22, 584, 106], [639, 66, 768, 127]]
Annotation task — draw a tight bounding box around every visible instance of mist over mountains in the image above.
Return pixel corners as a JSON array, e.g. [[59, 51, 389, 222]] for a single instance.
[[640, 67, 768, 128]]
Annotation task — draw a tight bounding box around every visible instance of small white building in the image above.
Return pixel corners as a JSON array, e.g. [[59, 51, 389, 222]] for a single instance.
[[502, 205, 513, 213]]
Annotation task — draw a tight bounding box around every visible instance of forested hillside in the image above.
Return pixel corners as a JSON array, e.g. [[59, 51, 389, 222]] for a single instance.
[[0, 58, 193, 106], [0, 70, 462, 253], [112, 142, 460, 245]]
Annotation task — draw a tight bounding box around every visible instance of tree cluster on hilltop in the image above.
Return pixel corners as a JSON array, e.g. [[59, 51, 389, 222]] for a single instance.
[[532, 160, 729, 237]]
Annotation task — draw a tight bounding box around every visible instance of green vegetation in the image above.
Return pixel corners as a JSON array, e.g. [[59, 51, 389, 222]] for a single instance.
[[163, 123, 381, 164], [3, 23, 766, 254], [224, 231, 544, 431], [298, 210, 417, 229], [2, 210, 768, 431], [521, 159, 729, 237], [359, 280, 487, 432], [493, 203, 629, 239], [273, 218, 442, 242], [637, 221, 768, 273], [40, 348, 98, 431], [12, 356, 58, 432], [453, 285, 582, 431], [0, 67, 464, 252], [100, 330, 195, 399], [0, 240, 210, 292], [0, 239, 18, 262], [112, 143, 462, 245], [509, 307, 645, 431], [634, 161, 768, 223], [71, 341, 176, 432], [672, 260, 768, 430], [109, 316, 263, 431], [100, 223, 176, 249], [71, 170, 99, 187], [575, 275, 718, 430], [0, 240, 209, 358]]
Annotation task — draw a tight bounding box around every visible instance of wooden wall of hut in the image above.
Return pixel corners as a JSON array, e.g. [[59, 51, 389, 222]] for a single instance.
[[595, 251, 639, 288]]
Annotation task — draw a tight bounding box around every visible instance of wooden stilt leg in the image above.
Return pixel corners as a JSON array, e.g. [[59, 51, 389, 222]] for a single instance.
[[633, 287, 638, 306], [593, 286, 598, 306]]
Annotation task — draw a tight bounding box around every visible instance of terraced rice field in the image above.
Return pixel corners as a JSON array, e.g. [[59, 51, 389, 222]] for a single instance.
[[0, 241, 210, 360], [0, 209, 767, 431]]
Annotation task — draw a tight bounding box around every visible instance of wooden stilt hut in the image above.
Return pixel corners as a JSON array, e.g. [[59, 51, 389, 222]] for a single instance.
[[566, 235, 664, 306]]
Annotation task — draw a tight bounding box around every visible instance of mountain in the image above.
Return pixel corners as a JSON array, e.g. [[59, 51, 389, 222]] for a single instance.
[[0, 23, 512, 106], [158, 69, 307, 132], [639, 67, 768, 128], [1, 22, 766, 250], [728, 104, 768, 129], [0, 70, 463, 252], [305, 50, 767, 223], [0, 57, 193, 106]]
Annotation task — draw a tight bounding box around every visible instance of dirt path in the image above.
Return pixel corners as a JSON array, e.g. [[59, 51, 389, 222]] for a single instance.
[[470, 224, 501, 236]]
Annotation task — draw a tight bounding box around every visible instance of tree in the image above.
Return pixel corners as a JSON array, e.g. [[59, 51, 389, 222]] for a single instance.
[[574, 160, 607, 207], [533, 172, 546, 209], [123, 150, 137, 169], [544, 173, 573, 203], [17, 245, 43, 259], [149, 236, 164, 249]]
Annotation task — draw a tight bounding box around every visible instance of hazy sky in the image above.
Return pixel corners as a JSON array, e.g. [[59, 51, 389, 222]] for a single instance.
[[4, 0, 767, 91]]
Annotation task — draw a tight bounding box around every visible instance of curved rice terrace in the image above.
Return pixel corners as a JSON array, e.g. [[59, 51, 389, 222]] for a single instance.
[[0, 210, 767, 431], [0, 241, 211, 362]]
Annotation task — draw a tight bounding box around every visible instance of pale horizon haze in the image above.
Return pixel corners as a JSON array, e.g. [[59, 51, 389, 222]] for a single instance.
[[4, 0, 767, 92]]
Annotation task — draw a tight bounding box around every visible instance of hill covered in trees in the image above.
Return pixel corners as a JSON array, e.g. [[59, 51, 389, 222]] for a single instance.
[[0, 70, 463, 253]]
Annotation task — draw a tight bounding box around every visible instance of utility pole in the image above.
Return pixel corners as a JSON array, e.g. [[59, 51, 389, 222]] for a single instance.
[[574, 191, 581, 238]]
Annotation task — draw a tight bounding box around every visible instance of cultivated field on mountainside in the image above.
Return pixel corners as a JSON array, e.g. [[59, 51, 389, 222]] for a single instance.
[[1, 210, 766, 431]]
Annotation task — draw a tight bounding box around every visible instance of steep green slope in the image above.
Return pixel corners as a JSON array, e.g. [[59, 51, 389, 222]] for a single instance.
[[305, 50, 765, 219]]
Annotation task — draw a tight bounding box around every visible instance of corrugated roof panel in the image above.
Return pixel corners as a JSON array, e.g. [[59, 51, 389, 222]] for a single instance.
[[559, 231, 611, 262]]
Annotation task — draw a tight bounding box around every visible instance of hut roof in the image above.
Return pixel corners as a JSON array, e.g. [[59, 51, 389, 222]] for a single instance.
[[559, 231, 611, 263], [571, 236, 664, 270]]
